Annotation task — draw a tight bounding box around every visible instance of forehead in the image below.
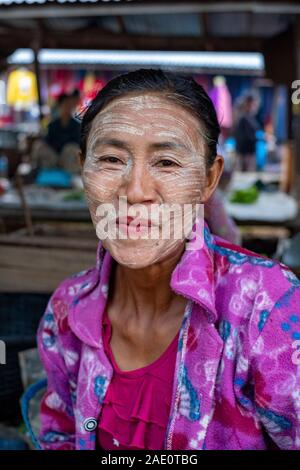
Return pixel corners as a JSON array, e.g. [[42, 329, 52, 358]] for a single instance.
[[88, 93, 204, 149]]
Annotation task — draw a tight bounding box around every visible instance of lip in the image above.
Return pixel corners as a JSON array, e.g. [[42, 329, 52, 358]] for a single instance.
[[116, 216, 155, 228]]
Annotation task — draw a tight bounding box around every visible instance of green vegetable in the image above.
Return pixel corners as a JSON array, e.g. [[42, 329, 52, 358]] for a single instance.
[[62, 190, 85, 201], [230, 186, 259, 204]]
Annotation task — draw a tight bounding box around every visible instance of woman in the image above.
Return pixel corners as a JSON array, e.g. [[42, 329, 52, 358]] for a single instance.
[[37, 69, 300, 450]]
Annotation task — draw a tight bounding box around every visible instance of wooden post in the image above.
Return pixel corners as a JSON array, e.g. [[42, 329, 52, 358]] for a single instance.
[[15, 172, 34, 237], [31, 40, 43, 122]]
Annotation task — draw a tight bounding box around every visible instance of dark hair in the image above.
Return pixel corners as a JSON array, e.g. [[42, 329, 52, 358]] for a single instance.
[[57, 93, 70, 106], [71, 89, 80, 98], [80, 68, 220, 167]]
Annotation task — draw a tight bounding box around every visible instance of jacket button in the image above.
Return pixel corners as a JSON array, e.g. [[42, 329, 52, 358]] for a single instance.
[[83, 417, 97, 432]]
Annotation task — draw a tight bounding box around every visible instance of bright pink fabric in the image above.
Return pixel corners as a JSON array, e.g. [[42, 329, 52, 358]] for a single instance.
[[97, 308, 179, 450]]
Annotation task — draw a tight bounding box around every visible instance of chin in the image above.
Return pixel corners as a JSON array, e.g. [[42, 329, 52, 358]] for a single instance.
[[103, 239, 184, 269]]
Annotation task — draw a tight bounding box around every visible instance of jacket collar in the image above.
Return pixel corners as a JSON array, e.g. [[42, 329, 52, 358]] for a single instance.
[[170, 222, 217, 323], [68, 220, 218, 347]]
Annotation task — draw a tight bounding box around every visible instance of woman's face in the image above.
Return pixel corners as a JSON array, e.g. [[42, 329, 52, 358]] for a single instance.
[[82, 92, 222, 268]]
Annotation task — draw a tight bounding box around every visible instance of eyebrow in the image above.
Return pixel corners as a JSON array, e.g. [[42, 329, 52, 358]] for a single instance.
[[149, 141, 189, 153], [93, 137, 189, 154], [92, 137, 133, 153]]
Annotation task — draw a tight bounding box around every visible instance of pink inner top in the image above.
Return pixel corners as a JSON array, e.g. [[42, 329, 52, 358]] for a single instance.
[[97, 308, 179, 450]]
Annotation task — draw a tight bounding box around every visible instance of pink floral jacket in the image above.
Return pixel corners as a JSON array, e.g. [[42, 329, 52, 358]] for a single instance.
[[37, 223, 300, 450]]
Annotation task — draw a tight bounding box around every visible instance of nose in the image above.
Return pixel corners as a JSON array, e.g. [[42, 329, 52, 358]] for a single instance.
[[121, 161, 156, 205]]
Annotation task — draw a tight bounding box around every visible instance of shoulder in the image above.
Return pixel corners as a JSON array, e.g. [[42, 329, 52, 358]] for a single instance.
[[38, 265, 97, 340], [212, 231, 289, 275], [211, 233, 300, 342]]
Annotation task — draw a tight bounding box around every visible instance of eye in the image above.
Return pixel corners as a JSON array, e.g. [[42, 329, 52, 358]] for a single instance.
[[155, 158, 180, 168], [98, 155, 123, 164]]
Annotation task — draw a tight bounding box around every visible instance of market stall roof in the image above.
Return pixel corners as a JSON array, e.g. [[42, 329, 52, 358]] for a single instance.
[[0, 1, 299, 70], [0, 11, 297, 49], [1, 0, 300, 16]]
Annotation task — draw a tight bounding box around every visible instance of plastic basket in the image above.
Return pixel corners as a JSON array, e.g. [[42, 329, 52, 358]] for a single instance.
[[0, 293, 50, 422]]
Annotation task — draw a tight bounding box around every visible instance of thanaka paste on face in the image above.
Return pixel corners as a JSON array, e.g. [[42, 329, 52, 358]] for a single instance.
[[82, 93, 208, 268]]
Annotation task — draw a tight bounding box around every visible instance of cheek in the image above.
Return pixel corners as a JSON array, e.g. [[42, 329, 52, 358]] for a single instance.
[[152, 165, 207, 204], [82, 170, 118, 206]]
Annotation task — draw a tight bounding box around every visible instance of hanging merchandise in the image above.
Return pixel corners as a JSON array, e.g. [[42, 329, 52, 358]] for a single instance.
[[47, 69, 76, 102], [0, 78, 13, 126], [6, 68, 38, 110], [209, 76, 233, 129], [0, 80, 6, 106], [81, 72, 106, 107]]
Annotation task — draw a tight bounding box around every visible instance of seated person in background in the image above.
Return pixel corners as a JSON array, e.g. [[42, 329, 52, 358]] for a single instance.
[[69, 89, 81, 115], [32, 92, 81, 174], [46, 93, 80, 154], [234, 93, 261, 172]]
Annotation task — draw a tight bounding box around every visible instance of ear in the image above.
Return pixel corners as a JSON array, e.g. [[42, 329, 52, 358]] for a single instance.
[[201, 154, 224, 203]]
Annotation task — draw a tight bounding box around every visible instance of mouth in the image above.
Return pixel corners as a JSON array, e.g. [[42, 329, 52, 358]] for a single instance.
[[116, 216, 155, 228], [115, 215, 160, 236]]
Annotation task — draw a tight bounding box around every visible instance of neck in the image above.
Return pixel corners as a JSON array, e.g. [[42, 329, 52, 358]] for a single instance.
[[108, 246, 186, 324]]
